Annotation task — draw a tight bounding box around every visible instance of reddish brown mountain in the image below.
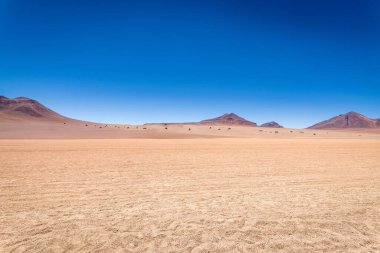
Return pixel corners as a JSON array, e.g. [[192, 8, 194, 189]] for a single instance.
[[145, 113, 258, 126], [200, 113, 257, 126], [308, 111, 379, 129], [0, 96, 69, 122], [260, 121, 283, 128]]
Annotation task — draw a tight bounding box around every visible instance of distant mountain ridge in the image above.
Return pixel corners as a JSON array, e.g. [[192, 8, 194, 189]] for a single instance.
[[260, 121, 283, 128], [199, 113, 257, 126], [309, 111, 380, 129], [2, 96, 379, 129], [0, 96, 69, 121]]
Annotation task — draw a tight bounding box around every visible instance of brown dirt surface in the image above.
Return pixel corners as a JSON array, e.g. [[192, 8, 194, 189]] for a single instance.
[[1, 138, 379, 252]]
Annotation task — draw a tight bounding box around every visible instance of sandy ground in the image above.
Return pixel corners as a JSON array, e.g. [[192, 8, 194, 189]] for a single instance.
[[0, 138, 379, 252], [1, 120, 380, 139]]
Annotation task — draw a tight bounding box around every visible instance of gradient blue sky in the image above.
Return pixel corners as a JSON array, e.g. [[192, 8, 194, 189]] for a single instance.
[[0, 0, 379, 127]]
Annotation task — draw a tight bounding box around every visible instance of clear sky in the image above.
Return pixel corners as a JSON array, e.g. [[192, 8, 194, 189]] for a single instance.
[[0, 0, 379, 127]]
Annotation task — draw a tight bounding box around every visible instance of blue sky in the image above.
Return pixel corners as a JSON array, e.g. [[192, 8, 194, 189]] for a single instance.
[[0, 0, 379, 127]]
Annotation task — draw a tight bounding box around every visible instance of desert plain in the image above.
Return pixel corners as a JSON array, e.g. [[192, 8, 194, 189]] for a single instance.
[[1, 127, 380, 252]]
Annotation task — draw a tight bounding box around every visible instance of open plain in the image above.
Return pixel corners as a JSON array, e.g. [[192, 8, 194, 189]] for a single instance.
[[1, 137, 379, 252]]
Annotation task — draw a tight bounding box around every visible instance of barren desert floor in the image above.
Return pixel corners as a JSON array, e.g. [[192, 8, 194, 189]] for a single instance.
[[1, 138, 380, 252]]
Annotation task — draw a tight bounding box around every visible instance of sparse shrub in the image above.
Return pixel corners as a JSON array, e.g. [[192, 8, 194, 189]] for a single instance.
[[275, 131, 278, 133], [188, 128, 191, 131], [165, 127, 168, 130]]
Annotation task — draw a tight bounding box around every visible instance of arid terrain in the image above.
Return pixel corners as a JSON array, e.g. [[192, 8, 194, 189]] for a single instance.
[[1, 96, 380, 252], [2, 0, 379, 250], [1, 137, 379, 252], [1, 120, 380, 140]]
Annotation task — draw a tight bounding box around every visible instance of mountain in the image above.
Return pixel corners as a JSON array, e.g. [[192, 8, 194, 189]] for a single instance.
[[0, 96, 69, 121], [260, 121, 283, 128], [147, 113, 258, 126], [308, 111, 379, 129], [200, 113, 257, 126]]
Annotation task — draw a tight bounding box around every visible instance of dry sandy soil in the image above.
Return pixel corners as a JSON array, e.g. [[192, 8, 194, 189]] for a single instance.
[[1, 120, 380, 139], [1, 138, 379, 252]]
